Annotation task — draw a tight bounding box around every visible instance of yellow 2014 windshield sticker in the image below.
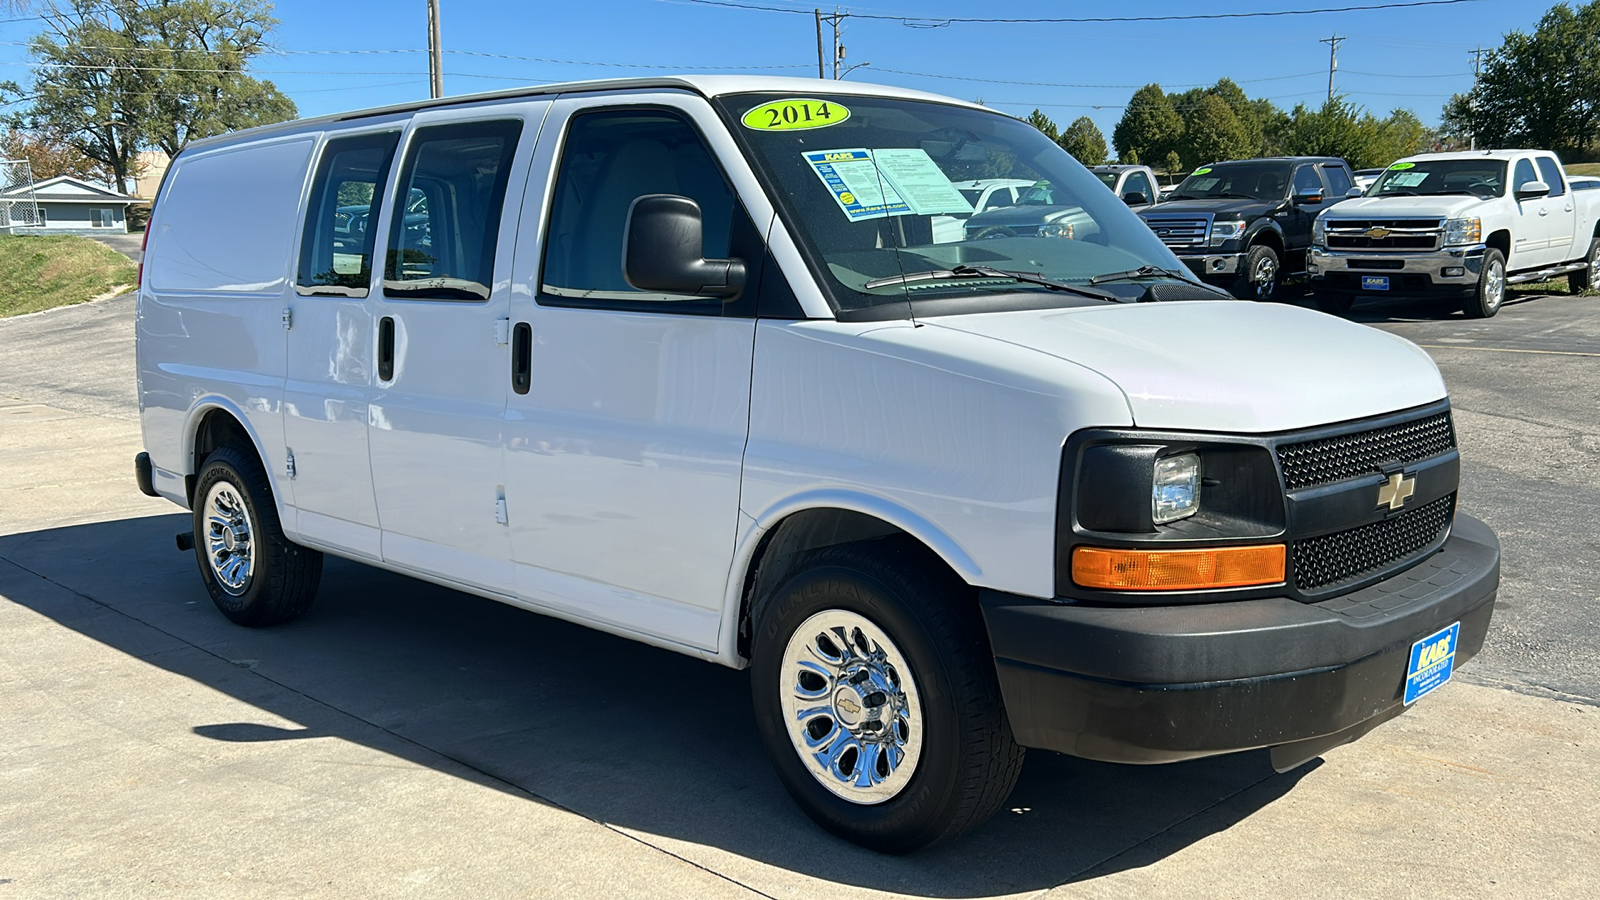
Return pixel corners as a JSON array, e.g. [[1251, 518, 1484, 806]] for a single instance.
[[1389, 162, 1416, 169], [742, 98, 850, 131]]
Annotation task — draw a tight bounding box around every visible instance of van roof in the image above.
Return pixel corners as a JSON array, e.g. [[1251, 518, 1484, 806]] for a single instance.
[[185, 75, 987, 153]]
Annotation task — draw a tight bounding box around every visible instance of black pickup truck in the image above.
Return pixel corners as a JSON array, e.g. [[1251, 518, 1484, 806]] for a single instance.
[[1138, 157, 1356, 299]]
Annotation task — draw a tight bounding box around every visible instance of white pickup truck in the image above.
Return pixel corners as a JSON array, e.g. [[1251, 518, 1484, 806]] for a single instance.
[[1309, 150, 1600, 317]]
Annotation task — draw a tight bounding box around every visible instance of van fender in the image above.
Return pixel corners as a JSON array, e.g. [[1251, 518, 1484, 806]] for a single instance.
[[180, 394, 287, 517], [714, 488, 982, 667]]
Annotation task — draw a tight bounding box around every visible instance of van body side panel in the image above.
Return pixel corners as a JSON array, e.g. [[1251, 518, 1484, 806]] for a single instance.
[[736, 319, 1133, 609], [138, 136, 318, 507]]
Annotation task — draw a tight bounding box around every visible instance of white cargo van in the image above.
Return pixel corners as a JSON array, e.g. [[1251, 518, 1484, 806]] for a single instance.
[[135, 76, 1500, 852]]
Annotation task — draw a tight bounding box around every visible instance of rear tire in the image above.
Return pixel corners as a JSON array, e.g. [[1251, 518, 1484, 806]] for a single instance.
[[192, 445, 322, 626], [1231, 244, 1280, 301], [1570, 237, 1600, 294], [1462, 249, 1505, 318], [749, 538, 1024, 854]]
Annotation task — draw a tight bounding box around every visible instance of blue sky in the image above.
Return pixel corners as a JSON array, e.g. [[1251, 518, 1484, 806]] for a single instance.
[[0, 0, 1561, 138]]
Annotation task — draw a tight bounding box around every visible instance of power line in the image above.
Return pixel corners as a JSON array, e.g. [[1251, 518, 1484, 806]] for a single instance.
[[868, 66, 1326, 90], [684, 0, 1483, 25]]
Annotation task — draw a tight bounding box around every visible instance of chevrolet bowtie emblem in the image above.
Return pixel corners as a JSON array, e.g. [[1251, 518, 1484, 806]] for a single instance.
[[1365, 227, 1392, 240], [1377, 472, 1416, 510], [836, 697, 861, 715]]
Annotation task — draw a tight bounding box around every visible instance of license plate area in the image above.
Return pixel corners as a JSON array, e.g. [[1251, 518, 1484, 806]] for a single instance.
[[1404, 621, 1460, 705], [1361, 275, 1391, 291]]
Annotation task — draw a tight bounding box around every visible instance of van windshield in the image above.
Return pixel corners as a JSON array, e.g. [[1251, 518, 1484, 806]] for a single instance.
[[717, 93, 1190, 314]]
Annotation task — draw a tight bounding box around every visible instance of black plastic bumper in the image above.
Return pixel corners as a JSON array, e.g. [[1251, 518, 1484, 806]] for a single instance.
[[982, 514, 1499, 767], [134, 451, 159, 498]]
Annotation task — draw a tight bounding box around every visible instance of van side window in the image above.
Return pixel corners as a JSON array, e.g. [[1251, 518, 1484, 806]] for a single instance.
[[297, 132, 400, 297], [383, 119, 522, 301], [540, 109, 735, 310], [1534, 156, 1566, 197]]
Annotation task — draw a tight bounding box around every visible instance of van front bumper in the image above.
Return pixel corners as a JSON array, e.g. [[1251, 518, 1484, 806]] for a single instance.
[[1309, 244, 1485, 296], [980, 514, 1498, 770]]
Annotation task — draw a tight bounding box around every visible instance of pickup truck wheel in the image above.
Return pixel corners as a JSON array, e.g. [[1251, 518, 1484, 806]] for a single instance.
[[1313, 291, 1354, 316], [193, 445, 322, 626], [1570, 237, 1600, 293], [1231, 244, 1280, 301], [1462, 249, 1505, 318], [749, 538, 1024, 854]]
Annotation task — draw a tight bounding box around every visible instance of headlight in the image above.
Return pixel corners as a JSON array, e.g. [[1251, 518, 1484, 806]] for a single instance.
[[1039, 221, 1075, 239], [1444, 217, 1482, 245], [1209, 220, 1244, 247], [1312, 215, 1328, 245], [1152, 453, 1201, 525]]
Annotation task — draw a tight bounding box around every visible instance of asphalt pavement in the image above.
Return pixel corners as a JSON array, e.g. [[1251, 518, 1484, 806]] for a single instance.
[[2, 290, 1597, 898]]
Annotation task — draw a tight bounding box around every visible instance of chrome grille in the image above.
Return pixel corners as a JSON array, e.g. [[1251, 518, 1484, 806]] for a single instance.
[[1325, 218, 1443, 251], [1278, 411, 1455, 490], [1293, 494, 1455, 591], [1141, 215, 1211, 248]]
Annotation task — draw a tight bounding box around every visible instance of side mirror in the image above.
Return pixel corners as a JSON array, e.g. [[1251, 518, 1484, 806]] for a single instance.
[[1346, 187, 1366, 198], [1515, 180, 1550, 200], [1293, 189, 1324, 205], [623, 194, 746, 299], [1122, 191, 1149, 206]]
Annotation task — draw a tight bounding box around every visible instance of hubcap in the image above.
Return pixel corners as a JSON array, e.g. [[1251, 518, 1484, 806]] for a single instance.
[[1485, 260, 1505, 310], [1589, 255, 1599, 288], [1253, 255, 1277, 298], [203, 482, 254, 596], [778, 610, 923, 805]]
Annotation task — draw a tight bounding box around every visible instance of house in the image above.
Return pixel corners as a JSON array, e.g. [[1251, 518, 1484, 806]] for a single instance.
[[1, 176, 143, 235], [132, 150, 171, 201]]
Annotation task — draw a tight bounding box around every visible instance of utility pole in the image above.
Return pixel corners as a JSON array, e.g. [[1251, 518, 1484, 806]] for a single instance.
[[1320, 34, 1346, 103], [832, 6, 842, 79], [815, 9, 825, 78], [427, 0, 444, 100], [1468, 46, 1487, 150]]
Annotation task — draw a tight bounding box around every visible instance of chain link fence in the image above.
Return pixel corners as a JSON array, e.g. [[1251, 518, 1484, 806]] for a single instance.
[[0, 159, 42, 232]]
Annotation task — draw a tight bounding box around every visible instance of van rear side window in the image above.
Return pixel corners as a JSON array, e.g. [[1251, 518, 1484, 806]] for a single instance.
[[297, 132, 400, 297], [383, 119, 522, 302]]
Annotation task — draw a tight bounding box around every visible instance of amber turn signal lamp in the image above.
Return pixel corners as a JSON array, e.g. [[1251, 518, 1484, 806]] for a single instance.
[[1072, 544, 1286, 591]]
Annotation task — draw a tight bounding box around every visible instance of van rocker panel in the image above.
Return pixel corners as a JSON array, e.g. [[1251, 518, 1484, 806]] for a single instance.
[[981, 513, 1498, 763]]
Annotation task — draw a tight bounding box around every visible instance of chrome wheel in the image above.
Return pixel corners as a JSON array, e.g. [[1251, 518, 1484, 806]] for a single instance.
[[1588, 254, 1599, 289], [1484, 258, 1505, 311], [1252, 253, 1278, 299], [778, 609, 923, 805], [203, 481, 254, 596]]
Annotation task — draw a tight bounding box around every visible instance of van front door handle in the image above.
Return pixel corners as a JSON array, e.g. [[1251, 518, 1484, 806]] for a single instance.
[[378, 316, 396, 381], [511, 322, 532, 395]]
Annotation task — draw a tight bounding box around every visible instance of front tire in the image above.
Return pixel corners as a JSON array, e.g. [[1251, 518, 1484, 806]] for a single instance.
[[192, 445, 322, 626], [1462, 248, 1506, 318], [1570, 237, 1600, 294], [749, 539, 1024, 854], [1231, 244, 1280, 301]]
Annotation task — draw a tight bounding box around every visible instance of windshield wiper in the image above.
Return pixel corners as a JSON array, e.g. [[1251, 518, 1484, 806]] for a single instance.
[[1378, 189, 1420, 197], [1090, 264, 1193, 285], [864, 264, 1119, 302]]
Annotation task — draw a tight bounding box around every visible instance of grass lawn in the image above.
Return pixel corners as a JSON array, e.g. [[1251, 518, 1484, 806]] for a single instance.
[[1568, 162, 1600, 176], [1508, 279, 1597, 299], [0, 234, 137, 317]]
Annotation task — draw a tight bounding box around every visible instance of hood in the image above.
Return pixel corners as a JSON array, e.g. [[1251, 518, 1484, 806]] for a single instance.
[[1324, 194, 1489, 219], [924, 301, 1446, 433], [1142, 197, 1277, 219]]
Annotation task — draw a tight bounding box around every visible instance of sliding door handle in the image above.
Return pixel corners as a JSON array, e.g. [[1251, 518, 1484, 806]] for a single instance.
[[378, 316, 395, 382], [511, 322, 532, 394]]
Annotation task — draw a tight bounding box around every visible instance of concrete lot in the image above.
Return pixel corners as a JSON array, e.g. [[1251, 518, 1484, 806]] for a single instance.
[[2, 291, 1597, 898]]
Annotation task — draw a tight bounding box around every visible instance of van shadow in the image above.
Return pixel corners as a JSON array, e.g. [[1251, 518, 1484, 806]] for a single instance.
[[0, 514, 1317, 897]]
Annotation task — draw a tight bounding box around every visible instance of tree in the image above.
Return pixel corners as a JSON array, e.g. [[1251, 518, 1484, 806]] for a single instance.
[[0, 127, 104, 181], [1162, 150, 1183, 176], [1207, 78, 1264, 154], [1025, 108, 1060, 142], [1058, 116, 1107, 166], [1181, 94, 1252, 169], [8, 0, 297, 193], [1113, 84, 1183, 168], [1446, 1, 1600, 155]]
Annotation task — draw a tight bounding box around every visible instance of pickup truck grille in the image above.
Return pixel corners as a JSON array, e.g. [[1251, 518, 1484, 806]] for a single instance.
[[1140, 215, 1211, 248], [1324, 218, 1443, 251], [1278, 410, 1456, 490], [1293, 493, 1456, 591]]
